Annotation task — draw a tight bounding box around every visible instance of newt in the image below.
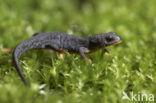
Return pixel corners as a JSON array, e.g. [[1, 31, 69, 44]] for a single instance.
[[13, 32, 122, 86]]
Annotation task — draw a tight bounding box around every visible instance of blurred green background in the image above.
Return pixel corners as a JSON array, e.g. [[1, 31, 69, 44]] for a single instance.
[[0, 0, 156, 103]]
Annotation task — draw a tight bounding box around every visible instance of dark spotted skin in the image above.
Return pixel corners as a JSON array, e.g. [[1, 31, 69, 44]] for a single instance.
[[13, 32, 122, 86]]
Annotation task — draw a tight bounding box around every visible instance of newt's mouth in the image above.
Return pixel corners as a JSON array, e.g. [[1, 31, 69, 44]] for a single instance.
[[111, 40, 122, 46]]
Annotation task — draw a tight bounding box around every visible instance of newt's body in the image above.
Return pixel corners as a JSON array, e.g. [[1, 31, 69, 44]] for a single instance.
[[13, 32, 121, 86]]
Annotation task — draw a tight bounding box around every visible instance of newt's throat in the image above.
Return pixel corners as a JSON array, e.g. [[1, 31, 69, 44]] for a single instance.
[[110, 40, 122, 46]]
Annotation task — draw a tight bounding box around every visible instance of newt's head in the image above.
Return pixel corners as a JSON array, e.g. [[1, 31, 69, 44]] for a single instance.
[[89, 32, 122, 47], [103, 32, 122, 46]]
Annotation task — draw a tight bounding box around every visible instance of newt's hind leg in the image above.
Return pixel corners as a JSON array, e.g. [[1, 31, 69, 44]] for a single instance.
[[57, 49, 69, 55], [79, 47, 92, 63], [45, 44, 69, 55]]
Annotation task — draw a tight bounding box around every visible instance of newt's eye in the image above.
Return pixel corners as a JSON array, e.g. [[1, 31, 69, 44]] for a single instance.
[[106, 36, 114, 42]]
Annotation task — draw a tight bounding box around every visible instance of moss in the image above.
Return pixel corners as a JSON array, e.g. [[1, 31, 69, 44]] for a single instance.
[[0, 0, 155, 103]]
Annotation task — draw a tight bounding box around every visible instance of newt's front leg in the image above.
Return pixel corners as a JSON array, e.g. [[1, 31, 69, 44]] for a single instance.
[[79, 47, 92, 63], [103, 48, 110, 54], [101, 48, 110, 57]]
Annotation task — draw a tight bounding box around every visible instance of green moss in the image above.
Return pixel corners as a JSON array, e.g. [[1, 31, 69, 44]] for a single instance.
[[0, 0, 155, 103]]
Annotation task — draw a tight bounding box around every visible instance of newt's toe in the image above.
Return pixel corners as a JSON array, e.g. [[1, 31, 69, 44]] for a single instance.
[[85, 59, 92, 64]]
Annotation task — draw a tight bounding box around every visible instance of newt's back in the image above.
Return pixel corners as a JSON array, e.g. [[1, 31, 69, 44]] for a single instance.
[[34, 32, 89, 52]]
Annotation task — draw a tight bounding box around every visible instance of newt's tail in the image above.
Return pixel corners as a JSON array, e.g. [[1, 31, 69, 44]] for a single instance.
[[12, 39, 41, 86], [13, 43, 29, 86], [13, 46, 28, 85]]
